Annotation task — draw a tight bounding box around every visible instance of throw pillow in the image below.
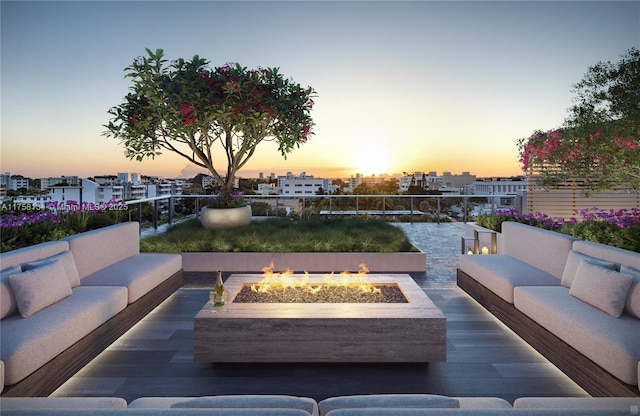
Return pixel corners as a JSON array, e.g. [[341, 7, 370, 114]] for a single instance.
[[620, 264, 640, 319], [9, 259, 73, 318], [23, 250, 81, 288], [561, 250, 617, 288], [1, 264, 22, 319], [569, 260, 633, 317]]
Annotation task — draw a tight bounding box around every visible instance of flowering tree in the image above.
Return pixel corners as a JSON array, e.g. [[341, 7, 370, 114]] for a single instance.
[[104, 48, 316, 191], [518, 48, 639, 193]]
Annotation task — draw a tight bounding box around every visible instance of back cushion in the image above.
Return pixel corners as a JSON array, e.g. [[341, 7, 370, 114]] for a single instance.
[[501, 222, 577, 279], [1, 265, 22, 319], [63, 222, 139, 279]]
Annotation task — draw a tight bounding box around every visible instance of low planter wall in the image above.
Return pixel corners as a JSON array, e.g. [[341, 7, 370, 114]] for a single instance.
[[181, 251, 426, 273]]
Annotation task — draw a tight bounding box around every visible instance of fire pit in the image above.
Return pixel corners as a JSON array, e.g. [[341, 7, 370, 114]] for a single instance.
[[194, 270, 446, 363]]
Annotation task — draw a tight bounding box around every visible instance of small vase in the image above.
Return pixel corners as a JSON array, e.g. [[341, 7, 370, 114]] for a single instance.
[[200, 205, 252, 230]]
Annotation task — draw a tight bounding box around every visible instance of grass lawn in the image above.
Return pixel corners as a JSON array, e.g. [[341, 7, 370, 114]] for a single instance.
[[140, 217, 418, 253]]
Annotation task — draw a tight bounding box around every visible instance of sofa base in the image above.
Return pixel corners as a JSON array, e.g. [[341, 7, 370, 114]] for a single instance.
[[1, 269, 184, 397], [456, 269, 640, 398]]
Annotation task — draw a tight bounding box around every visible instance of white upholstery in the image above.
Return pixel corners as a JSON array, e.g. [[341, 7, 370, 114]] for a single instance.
[[513, 396, 640, 409], [0, 409, 313, 416], [23, 250, 82, 288], [0, 286, 127, 385], [0, 240, 69, 270], [560, 250, 617, 288], [0, 397, 128, 409], [501, 222, 577, 279], [130, 395, 319, 415], [568, 260, 632, 317], [80, 253, 182, 303], [513, 285, 640, 385], [620, 264, 640, 319], [573, 240, 640, 270], [459, 254, 559, 303], [9, 259, 73, 317], [63, 222, 140, 279]]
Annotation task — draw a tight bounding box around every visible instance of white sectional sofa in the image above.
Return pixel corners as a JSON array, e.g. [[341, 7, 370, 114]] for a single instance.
[[1, 394, 639, 415], [0, 222, 183, 397], [457, 221, 640, 397]]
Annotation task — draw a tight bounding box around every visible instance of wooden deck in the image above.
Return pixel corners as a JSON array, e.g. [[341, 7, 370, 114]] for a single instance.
[[51, 273, 589, 405]]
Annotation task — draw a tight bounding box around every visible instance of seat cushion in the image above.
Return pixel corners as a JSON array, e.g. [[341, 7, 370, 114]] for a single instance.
[[514, 286, 640, 385], [459, 254, 560, 303], [80, 253, 182, 303], [130, 395, 318, 415], [0, 397, 128, 409], [319, 394, 460, 416], [0, 286, 127, 385]]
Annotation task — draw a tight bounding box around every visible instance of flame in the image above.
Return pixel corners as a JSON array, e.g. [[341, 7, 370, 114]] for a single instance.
[[250, 262, 381, 294]]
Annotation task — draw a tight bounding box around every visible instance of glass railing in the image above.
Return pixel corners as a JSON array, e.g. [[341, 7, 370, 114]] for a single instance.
[[125, 194, 509, 231]]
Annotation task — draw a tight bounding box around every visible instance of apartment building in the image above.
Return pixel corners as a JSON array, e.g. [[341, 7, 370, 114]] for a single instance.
[[278, 172, 328, 196]]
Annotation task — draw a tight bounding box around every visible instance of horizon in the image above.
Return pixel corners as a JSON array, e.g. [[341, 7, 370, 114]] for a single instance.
[[2, 1, 638, 180]]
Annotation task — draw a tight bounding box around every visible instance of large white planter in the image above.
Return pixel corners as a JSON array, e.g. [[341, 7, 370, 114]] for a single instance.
[[200, 205, 252, 230]]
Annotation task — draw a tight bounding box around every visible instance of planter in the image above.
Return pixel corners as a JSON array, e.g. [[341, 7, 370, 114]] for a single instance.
[[200, 205, 252, 230], [181, 251, 426, 273]]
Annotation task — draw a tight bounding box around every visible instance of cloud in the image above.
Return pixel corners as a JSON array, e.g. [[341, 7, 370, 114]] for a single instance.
[[179, 164, 208, 179]]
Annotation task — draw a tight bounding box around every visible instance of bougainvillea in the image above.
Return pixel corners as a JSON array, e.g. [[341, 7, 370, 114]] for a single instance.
[[105, 48, 317, 193], [517, 48, 639, 193]]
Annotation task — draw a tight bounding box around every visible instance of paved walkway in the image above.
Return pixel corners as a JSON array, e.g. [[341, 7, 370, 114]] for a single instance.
[[393, 222, 467, 288]]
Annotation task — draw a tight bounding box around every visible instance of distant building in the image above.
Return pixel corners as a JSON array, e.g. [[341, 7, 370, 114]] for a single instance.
[[471, 176, 528, 208], [278, 172, 328, 195], [40, 176, 79, 190]]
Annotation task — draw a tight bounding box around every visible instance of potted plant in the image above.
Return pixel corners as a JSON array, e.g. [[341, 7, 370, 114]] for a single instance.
[[104, 48, 316, 229], [201, 188, 251, 230]]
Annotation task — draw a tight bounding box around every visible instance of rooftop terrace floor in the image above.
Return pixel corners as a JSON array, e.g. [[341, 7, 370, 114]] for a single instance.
[[52, 222, 589, 405]]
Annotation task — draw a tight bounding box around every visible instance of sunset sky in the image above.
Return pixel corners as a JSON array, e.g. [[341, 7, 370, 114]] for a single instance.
[[1, 1, 638, 180]]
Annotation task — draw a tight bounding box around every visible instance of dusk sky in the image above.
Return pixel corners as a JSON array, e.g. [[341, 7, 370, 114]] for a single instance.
[[1, 1, 638, 180]]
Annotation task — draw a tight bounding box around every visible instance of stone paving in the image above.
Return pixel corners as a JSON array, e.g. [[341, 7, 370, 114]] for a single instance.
[[393, 222, 467, 288]]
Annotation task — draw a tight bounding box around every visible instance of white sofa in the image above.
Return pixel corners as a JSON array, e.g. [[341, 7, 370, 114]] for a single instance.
[[458, 221, 640, 397], [0, 222, 183, 397], [1, 394, 639, 416]]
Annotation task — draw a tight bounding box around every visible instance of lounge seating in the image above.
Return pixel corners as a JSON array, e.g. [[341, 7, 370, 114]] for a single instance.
[[457, 221, 640, 397], [0, 222, 184, 397], [1, 394, 639, 415]]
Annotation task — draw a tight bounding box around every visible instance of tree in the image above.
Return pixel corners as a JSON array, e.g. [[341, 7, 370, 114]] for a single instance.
[[518, 48, 639, 192], [105, 48, 316, 191]]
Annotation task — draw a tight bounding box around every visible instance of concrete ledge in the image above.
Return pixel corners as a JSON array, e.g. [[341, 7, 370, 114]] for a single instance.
[[182, 252, 426, 273]]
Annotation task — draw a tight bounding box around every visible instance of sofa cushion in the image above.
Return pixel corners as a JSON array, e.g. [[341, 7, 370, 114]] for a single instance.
[[560, 250, 617, 288], [130, 395, 318, 415], [620, 264, 640, 319], [0, 240, 69, 270], [514, 286, 640, 385], [0, 286, 127, 385], [459, 254, 560, 303], [1, 265, 22, 319], [569, 261, 632, 317], [80, 253, 182, 303], [573, 240, 640, 271], [318, 394, 460, 415], [9, 260, 73, 318], [513, 396, 640, 409], [0, 397, 128, 409], [501, 222, 577, 279], [63, 222, 140, 280], [0, 409, 313, 416], [23, 250, 81, 288]]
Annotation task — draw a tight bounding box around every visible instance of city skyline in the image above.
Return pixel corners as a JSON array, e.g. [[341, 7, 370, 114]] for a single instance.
[[2, 1, 638, 180]]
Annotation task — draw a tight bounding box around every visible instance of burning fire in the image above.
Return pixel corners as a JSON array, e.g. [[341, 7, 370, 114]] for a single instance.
[[250, 262, 382, 294]]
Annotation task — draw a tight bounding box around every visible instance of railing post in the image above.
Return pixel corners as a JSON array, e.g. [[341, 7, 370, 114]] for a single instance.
[[168, 196, 174, 226], [463, 196, 468, 223], [437, 197, 441, 224], [153, 200, 158, 230], [410, 196, 414, 224], [382, 196, 386, 220], [137, 202, 142, 226]]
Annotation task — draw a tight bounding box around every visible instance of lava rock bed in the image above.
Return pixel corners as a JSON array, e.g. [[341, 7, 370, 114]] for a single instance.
[[233, 284, 408, 303]]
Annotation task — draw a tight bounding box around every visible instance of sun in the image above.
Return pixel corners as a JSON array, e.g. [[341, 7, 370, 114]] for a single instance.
[[354, 145, 392, 176]]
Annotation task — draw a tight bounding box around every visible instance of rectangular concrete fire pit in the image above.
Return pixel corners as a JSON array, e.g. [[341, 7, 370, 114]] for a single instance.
[[194, 274, 446, 363]]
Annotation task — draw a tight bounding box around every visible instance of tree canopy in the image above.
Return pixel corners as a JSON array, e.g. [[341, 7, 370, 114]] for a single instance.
[[104, 48, 316, 190], [518, 48, 639, 193]]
